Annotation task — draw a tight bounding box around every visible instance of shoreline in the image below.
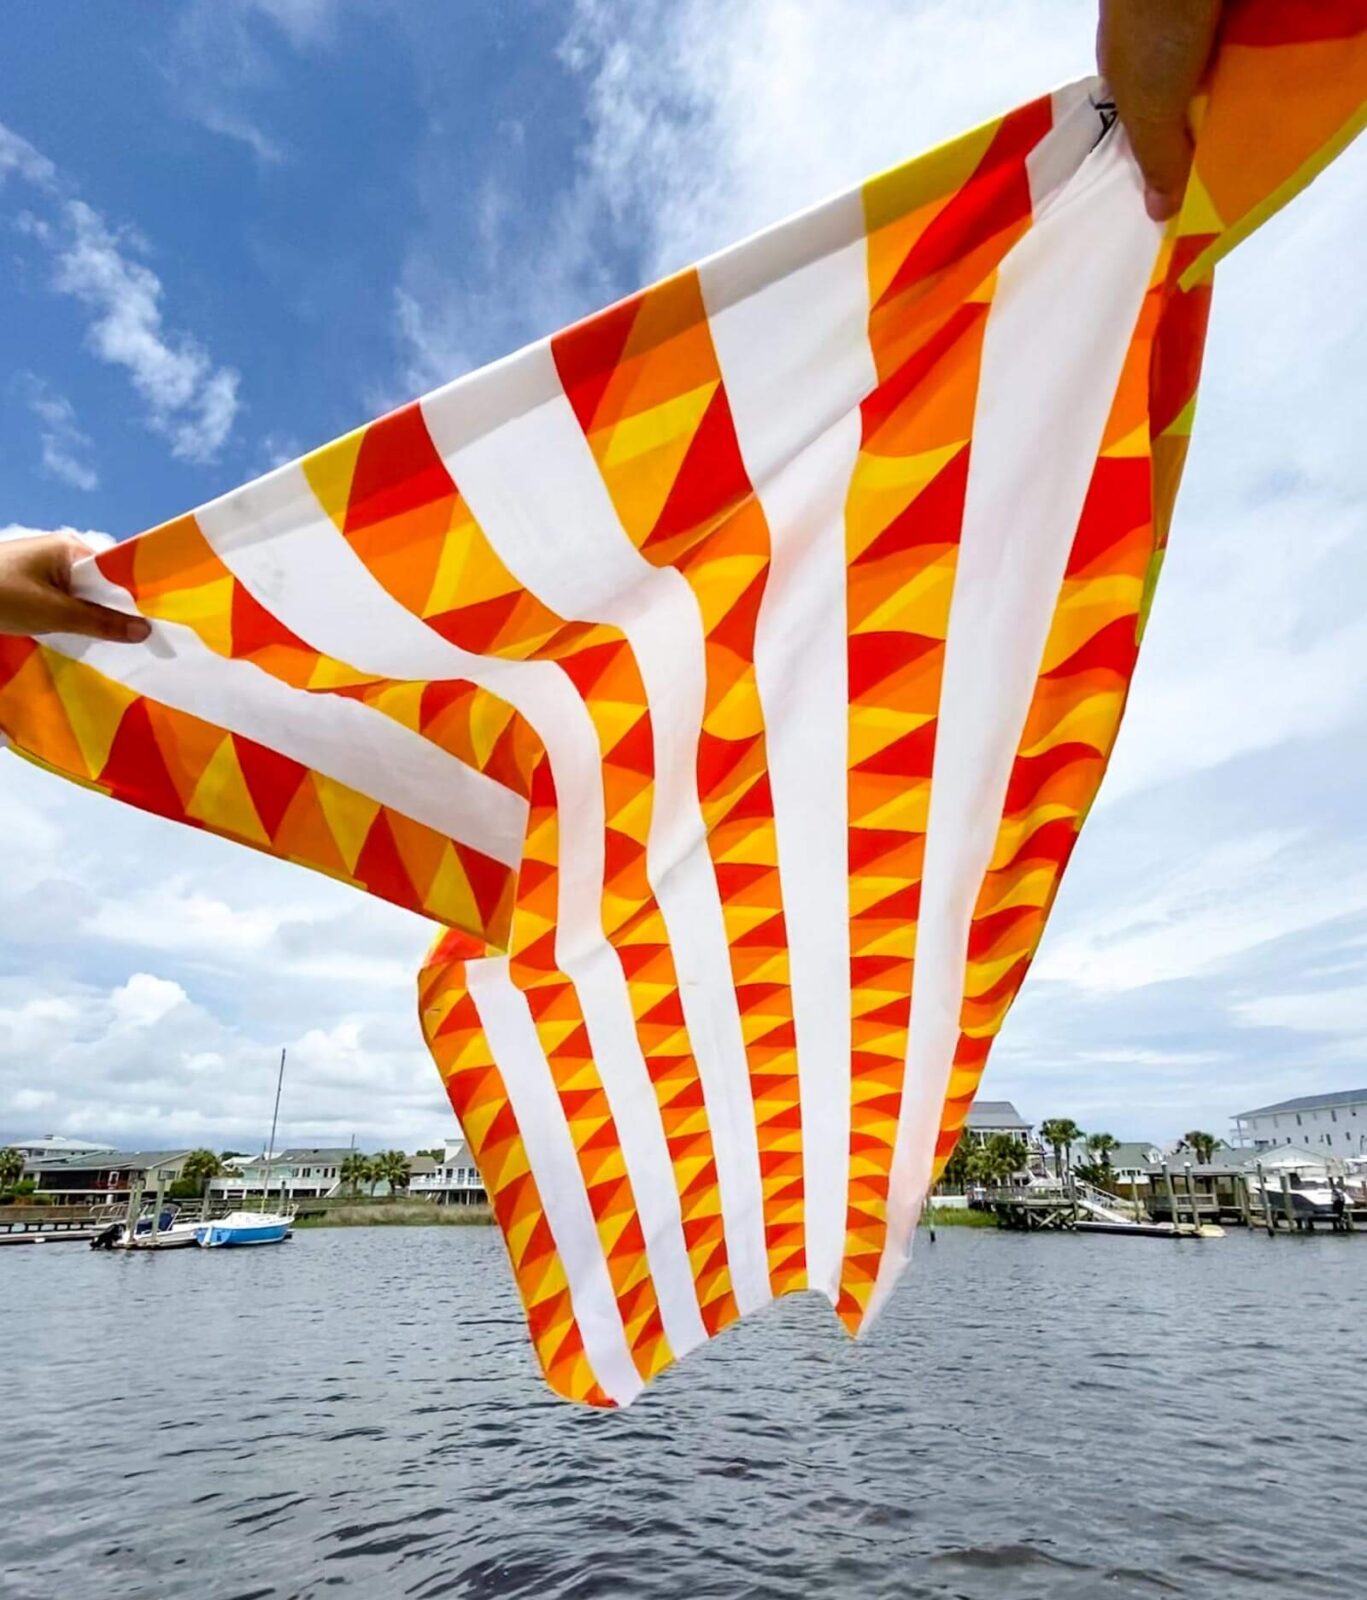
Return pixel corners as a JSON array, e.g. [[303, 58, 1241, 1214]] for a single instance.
[[921, 1204, 997, 1228]]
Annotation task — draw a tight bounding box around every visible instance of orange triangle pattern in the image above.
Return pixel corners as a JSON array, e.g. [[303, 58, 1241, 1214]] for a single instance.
[[308, 404, 740, 1390], [553, 269, 806, 1299], [0, 638, 512, 942], [837, 98, 1047, 1331]]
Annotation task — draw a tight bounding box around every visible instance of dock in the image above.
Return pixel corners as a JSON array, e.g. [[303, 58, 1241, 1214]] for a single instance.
[[979, 1180, 1220, 1238], [974, 1169, 1365, 1238], [0, 1204, 114, 1245]]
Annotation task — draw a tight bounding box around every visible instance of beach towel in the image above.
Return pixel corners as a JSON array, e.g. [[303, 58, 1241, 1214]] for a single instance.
[[2, 1, 1363, 1405]]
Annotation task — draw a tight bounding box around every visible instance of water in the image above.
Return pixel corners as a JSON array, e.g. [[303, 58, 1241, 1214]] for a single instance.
[[3, 1226, 1365, 1600]]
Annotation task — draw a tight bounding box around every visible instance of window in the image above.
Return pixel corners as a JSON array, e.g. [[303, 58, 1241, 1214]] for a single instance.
[[1296, 1114, 1303, 1126]]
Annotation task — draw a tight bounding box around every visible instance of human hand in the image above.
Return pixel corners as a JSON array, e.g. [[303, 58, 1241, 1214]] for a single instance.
[[1098, 0, 1222, 222], [0, 532, 150, 642]]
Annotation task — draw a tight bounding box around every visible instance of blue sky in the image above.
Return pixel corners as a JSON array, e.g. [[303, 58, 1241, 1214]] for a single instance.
[[1, 0, 1364, 1155]]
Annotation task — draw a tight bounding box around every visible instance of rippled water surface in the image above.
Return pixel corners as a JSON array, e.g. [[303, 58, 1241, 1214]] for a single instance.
[[4, 1225, 1366, 1599]]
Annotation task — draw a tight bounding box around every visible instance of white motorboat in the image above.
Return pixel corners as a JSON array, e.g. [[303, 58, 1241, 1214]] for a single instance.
[[90, 1204, 203, 1251]]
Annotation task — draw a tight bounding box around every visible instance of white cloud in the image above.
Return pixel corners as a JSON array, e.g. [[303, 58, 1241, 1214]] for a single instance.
[[0, 523, 113, 551], [110, 973, 188, 1028], [167, 0, 340, 167], [0, 122, 55, 190], [239, 0, 338, 48], [390, 1, 1091, 406], [1032, 831, 1367, 994], [24, 379, 98, 490], [1232, 987, 1367, 1037], [50, 200, 241, 461], [0, 751, 445, 1151], [0, 120, 242, 461], [564, 0, 1090, 278], [192, 103, 286, 166]]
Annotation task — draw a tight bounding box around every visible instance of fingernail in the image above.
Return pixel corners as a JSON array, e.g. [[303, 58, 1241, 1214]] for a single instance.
[[122, 617, 152, 643]]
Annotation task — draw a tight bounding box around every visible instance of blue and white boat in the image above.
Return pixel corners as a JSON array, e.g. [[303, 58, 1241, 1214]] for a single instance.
[[194, 1210, 293, 1248]]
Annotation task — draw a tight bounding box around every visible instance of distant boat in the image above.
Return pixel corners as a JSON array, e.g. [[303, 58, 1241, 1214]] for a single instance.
[[91, 1204, 202, 1251], [192, 1047, 296, 1247], [193, 1211, 293, 1248]]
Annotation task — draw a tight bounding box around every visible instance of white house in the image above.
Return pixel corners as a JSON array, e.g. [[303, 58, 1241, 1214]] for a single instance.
[[408, 1136, 487, 1206], [1232, 1089, 1367, 1156], [963, 1101, 1032, 1146], [210, 1147, 352, 1202]]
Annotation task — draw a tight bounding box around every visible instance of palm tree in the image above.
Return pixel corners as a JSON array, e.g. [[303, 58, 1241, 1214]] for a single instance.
[[376, 1150, 411, 1200], [0, 1147, 24, 1191], [1086, 1132, 1119, 1170], [972, 1134, 1027, 1189], [181, 1148, 223, 1198], [939, 1136, 973, 1193], [1183, 1130, 1219, 1165], [1040, 1118, 1084, 1179], [339, 1152, 369, 1197]]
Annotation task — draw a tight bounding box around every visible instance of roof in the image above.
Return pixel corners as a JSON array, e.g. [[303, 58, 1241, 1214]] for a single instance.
[[26, 1149, 193, 1172], [965, 1100, 1030, 1130], [5, 1135, 116, 1153], [276, 1147, 355, 1163], [1251, 1143, 1333, 1168], [1106, 1141, 1165, 1171], [1237, 1088, 1367, 1119], [407, 1155, 438, 1175]]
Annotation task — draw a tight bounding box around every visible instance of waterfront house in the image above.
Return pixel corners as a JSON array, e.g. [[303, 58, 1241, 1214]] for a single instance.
[[963, 1101, 1032, 1145], [210, 1147, 353, 1202], [1232, 1088, 1367, 1156], [408, 1137, 487, 1205], [26, 1150, 195, 1203]]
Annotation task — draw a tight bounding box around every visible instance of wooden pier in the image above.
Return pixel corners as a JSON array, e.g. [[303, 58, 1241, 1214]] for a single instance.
[[981, 1185, 1203, 1237], [0, 1204, 116, 1245], [972, 1169, 1365, 1238]]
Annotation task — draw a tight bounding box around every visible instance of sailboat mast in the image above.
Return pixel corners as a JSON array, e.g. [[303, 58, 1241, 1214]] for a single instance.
[[261, 1047, 287, 1213]]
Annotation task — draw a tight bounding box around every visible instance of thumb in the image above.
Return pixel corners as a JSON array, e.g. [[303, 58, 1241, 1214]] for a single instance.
[[1124, 113, 1194, 222]]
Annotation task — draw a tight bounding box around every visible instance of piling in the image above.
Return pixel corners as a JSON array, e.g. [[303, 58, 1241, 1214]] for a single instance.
[[1236, 1173, 1252, 1228], [150, 1178, 166, 1248], [1257, 1163, 1274, 1235], [1279, 1171, 1297, 1232], [1162, 1164, 1180, 1232]]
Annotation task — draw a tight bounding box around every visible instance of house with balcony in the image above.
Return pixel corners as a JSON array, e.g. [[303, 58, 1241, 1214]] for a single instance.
[[210, 1147, 352, 1203], [962, 1101, 1032, 1146], [408, 1136, 487, 1206], [1232, 1089, 1367, 1157], [26, 1149, 195, 1203]]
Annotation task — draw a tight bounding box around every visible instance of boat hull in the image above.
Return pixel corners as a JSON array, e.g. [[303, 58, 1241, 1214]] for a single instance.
[[194, 1212, 293, 1248]]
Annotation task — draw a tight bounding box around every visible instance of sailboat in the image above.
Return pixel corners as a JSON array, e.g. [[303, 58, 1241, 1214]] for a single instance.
[[194, 1048, 294, 1249]]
